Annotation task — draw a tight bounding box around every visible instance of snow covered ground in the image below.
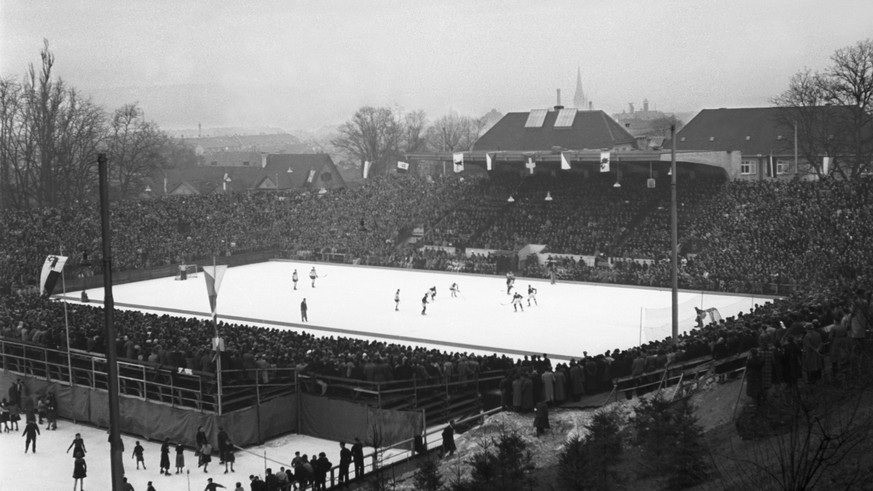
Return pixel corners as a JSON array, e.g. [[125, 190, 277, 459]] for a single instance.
[[0, 261, 769, 490]]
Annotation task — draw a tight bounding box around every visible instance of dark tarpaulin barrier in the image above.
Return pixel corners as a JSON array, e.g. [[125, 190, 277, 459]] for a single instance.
[[299, 393, 422, 448], [0, 372, 298, 448]]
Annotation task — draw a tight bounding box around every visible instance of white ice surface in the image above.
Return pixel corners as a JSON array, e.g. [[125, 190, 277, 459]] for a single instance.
[[63, 261, 770, 361]]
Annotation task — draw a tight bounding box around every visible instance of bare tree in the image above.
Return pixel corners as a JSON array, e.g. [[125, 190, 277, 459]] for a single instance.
[[0, 40, 105, 209], [332, 106, 404, 177], [426, 111, 485, 152], [774, 39, 873, 180], [107, 103, 173, 198]]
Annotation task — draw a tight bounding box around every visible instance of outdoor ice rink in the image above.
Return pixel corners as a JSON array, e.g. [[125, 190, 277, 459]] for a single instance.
[[65, 260, 771, 361], [0, 261, 772, 490]]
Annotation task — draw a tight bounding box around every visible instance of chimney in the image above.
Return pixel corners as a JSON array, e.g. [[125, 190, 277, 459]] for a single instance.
[[557, 89, 561, 107], [643, 98, 649, 113], [588, 101, 593, 110], [629, 102, 635, 114], [198, 123, 202, 138]]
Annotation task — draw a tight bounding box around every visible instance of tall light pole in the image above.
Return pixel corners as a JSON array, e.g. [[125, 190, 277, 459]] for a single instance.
[[670, 125, 679, 344], [99, 153, 125, 489]]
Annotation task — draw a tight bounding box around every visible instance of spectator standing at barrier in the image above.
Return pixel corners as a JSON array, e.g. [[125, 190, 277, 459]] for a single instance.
[[175, 442, 186, 474], [22, 418, 40, 453], [300, 299, 308, 323], [351, 438, 364, 478], [338, 441, 351, 484], [133, 440, 147, 469], [217, 427, 230, 464], [72, 455, 87, 491], [45, 392, 57, 430], [223, 440, 235, 473], [160, 438, 171, 475], [441, 421, 456, 458], [67, 432, 87, 458], [122, 476, 134, 491], [802, 323, 824, 384], [314, 452, 332, 490], [146, 482, 156, 491]]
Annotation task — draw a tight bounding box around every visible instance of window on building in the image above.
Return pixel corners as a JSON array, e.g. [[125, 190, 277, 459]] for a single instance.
[[776, 159, 791, 175], [740, 160, 757, 175], [243, 161, 250, 166]]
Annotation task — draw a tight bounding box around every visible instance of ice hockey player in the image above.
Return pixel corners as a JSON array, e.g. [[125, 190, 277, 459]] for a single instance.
[[506, 272, 515, 295], [429, 286, 437, 302], [527, 285, 538, 307], [292, 269, 299, 290], [394, 289, 400, 311], [309, 267, 318, 288], [421, 293, 429, 315], [449, 283, 460, 298], [511, 292, 524, 312]]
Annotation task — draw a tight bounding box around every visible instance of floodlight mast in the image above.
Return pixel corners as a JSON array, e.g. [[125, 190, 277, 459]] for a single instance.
[[99, 153, 125, 490], [670, 125, 679, 344]]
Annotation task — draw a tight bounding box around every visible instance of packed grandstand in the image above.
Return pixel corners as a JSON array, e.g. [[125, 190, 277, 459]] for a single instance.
[[2, 170, 872, 398]]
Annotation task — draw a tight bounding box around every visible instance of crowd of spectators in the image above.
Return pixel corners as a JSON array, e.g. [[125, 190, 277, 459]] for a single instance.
[[2, 171, 873, 404]]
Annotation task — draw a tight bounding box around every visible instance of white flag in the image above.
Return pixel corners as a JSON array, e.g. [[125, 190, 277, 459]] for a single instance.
[[397, 161, 409, 171], [561, 152, 571, 170], [39, 255, 68, 297], [363, 161, 372, 179], [307, 169, 316, 183], [486, 153, 493, 171], [822, 156, 831, 175], [526, 158, 536, 175], [453, 153, 464, 173], [599, 151, 610, 173]]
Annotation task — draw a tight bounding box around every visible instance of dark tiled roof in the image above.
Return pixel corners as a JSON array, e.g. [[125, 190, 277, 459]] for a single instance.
[[673, 106, 855, 155], [472, 110, 637, 152], [150, 154, 345, 196]]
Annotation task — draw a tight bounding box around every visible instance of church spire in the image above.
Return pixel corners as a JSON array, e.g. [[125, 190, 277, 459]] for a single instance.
[[573, 67, 587, 109]]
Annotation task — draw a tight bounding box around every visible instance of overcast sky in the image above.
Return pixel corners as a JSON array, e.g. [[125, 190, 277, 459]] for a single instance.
[[2, 0, 872, 132]]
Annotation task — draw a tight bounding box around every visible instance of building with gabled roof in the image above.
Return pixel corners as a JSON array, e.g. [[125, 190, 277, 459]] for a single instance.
[[674, 106, 856, 180], [142, 153, 345, 197], [472, 108, 637, 153]]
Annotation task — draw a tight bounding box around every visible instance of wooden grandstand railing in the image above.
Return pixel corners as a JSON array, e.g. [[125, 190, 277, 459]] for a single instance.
[[0, 337, 502, 420]]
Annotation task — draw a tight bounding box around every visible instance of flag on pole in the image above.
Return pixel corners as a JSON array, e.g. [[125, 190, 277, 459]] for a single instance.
[[822, 156, 831, 175], [203, 264, 228, 320], [39, 255, 68, 297], [453, 153, 464, 173], [768, 154, 775, 178], [307, 169, 316, 183], [525, 158, 536, 175], [396, 161, 409, 172], [599, 151, 611, 172], [486, 153, 493, 171], [363, 161, 372, 179], [561, 152, 571, 170]]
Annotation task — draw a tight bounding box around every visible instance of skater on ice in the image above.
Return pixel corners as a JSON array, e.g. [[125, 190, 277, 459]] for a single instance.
[[309, 267, 318, 288], [292, 269, 299, 290], [527, 285, 538, 307], [394, 289, 400, 311], [301, 299, 308, 322], [511, 292, 525, 312], [506, 272, 515, 295], [450, 283, 460, 298], [421, 293, 429, 315], [429, 286, 437, 302]]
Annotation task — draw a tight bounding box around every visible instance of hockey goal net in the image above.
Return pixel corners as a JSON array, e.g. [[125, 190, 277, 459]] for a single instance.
[[175, 264, 198, 280]]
